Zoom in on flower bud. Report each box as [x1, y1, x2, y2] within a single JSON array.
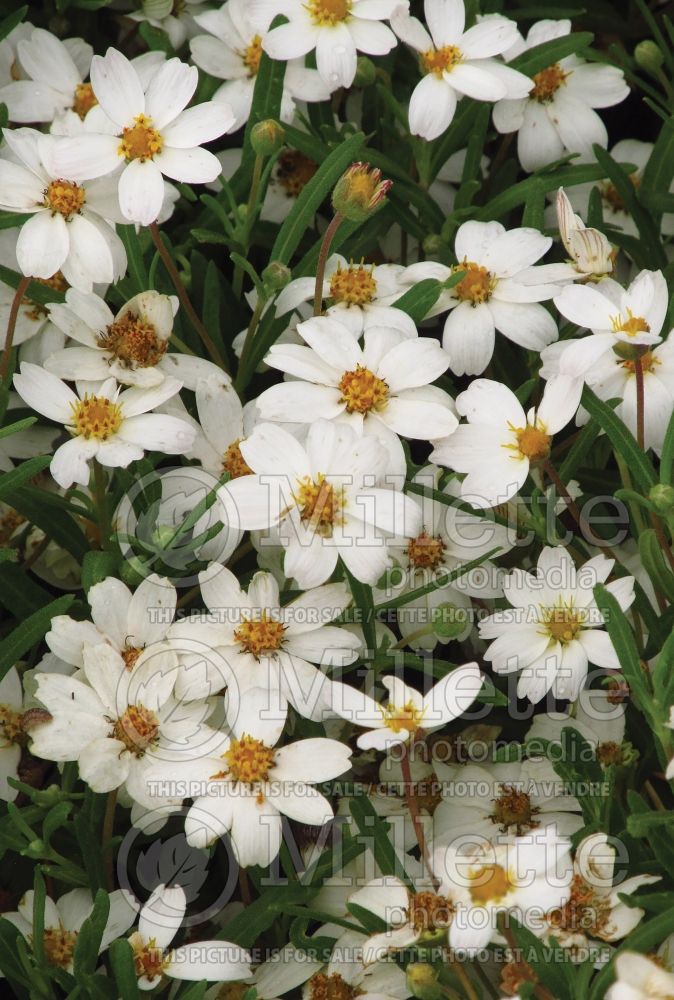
[[354, 56, 377, 87], [612, 341, 651, 362], [634, 40, 665, 77], [332, 162, 392, 222], [406, 963, 443, 1000], [262, 261, 292, 291], [422, 234, 445, 256], [251, 119, 285, 156], [649, 483, 674, 516], [432, 603, 468, 639], [141, 0, 173, 17]]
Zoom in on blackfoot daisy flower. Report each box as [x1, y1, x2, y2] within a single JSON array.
[[478, 546, 635, 702], [13, 365, 196, 488], [49, 49, 236, 225], [391, 0, 531, 140], [605, 952, 674, 999]]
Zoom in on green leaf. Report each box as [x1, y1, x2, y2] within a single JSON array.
[[10, 485, 90, 561], [0, 266, 66, 306], [392, 279, 442, 323], [0, 5, 28, 43], [0, 456, 51, 503], [118, 226, 149, 293], [0, 917, 32, 986], [593, 583, 650, 715], [74, 890, 111, 977], [109, 939, 141, 1000], [81, 551, 121, 593], [509, 31, 594, 77], [477, 163, 614, 222], [217, 883, 313, 947], [590, 889, 674, 998], [32, 868, 47, 966], [0, 594, 74, 683], [349, 795, 413, 886], [591, 144, 665, 268], [374, 547, 501, 612], [639, 529, 674, 604], [643, 115, 674, 215], [660, 405, 674, 486], [581, 387, 657, 493], [342, 564, 376, 657], [138, 21, 176, 57], [270, 132, 366, 266], [0, 416, 36, 441]]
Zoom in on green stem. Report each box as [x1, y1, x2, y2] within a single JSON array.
[[102, 788, 118, 892], [313, 213, 343, 316], [235, 294, 266, 393], [0, 274, 30, 380], [233, 152, 264, 299], [93, 460, 112, 551], [149, 222, 227, 371], [400, 742, 439, 889]]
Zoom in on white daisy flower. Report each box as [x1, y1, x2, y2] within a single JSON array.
[[527, 686, 628, 765], [432, 758, 583, 845], [391, 0, 531, 141], [218, 419, 423, 588], [330, 665, 483, 751], [191, 0, 331, 130], [13, 364, 196, 488], [130, 0, 207, 52], [44, 288, 227, 389], [478, 546, 636, 703], [0, 128, 126, 290], [0, 27, 95, 125], [544, 833, 659, 955], [606, 952, 674, 1000], [0, 666, 27, 802], [405, 220, 561, 376], [179, 709, 351, 865], [430, 376, 580, 509], [3, 888, 137, 973], [129, 884, 251, 990], [548, 268, 668, 379], [493, 19, 629, 173], [190, 375, 257, 478], [167, 563, 362, 720], [48, 49, 235, 225], [275, 254, 411, 338], [257, 315, 457, 447], [0, 20, 34, 90], [29, 641, 222, 808], [252, 0, 404, 91], [381, 466, 513, 650]]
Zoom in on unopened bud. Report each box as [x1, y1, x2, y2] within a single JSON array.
[[422, 234, 445, 256], [332, 162, 392, 222], [141, 0, 173, 17], [612, 341, 651, 362], [649, 483, 674, 515], [432, 603, 468, 639], [262, 261, 291, 291], [634, 40, 665, 77], [354, 56, 377, 87], [251, 119, 285, 156], [407, 963, 443, 1000]]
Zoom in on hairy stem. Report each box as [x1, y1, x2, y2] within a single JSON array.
[[313, 213, 343, 316], [0, 274, 31, 379]]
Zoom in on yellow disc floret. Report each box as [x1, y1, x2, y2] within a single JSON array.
[[530, 63, 569, 102], [234, 612, 286, 657], [329, 262, 377, 305], [422, 45, 463, 76], [70, 395, 123, 440], [72, 82, 98, 119], [453, 261, 494, 305], [307, 0, 352, 26], [43, 179, 86, 219], [338, 365, 389, 414], [294, 474, 345, 534], [119, 114, 163, 162], [112, 705, 160, 755], [97, 312, 168, 368], [224, 734, 275, 784]]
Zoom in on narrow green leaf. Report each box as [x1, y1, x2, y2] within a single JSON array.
[[81, 551, 121, 593], [349, 795, 412, 886], [509, 31, 594, 77], [660, 405, 674, 486], [73, 890, 111, 977], [0, 416, 36, 441], [0, 457, 51, 505], [581, 387, 657, 492], [592, 144, 665, 267], [118, 226, 149, 293], [639, 529, 674, 603], [0, 5, 28, 43], [217, 883, 313, 947], [109, 939, 141, 1000], [392, 279, 442, 323], [593, 583, 650, 714], [0, 594, 74, 683]]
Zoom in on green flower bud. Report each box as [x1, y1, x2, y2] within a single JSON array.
[[406, 963, 444, 1000], [354, 56, 377, 87], [262, 261, 292, 291], [422, 234, 445, 256], [23, 839, 46, 858], [612, 341, 651, 362], [251, 119, 285, 156], [432, 603, 468, 639], [634, 40, 665, 77], [649, 483, 674, 516], [141, 0, 173, 17], [332, 162, 392, 222]]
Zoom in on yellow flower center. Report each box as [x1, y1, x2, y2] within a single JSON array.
[[595, 741, 625, 766], [490, 784, 540, 835], [530, 63, 569, 102], [121, 646, 143, 671], [611, 309, 651, 338], [309, 973, 362, 1000], [42, 927, 78, 968], [276, 150, 319, 197], [338, 365, 389, 414], [130, 932, 167, 983], [0, 703, 24, 745], [43, 179, 86, 219], [408, 891, 454, 933], [307, 0, 352, 26], [242, 34, 263, 75], [222, 439, 253, 479], [70, 395, 123, 440], [223, 734, 275, 784], [407, 531, 446, 570], [97, 312, 168, 368], [112, 705, 160, 755], [453, 261, 494, 304], [620, 350, 659, 375], [72, 82, 98, 119], [0, 508, 26, 545], [234, 612, 286, 657], [293, 474, 345, 535], [383, 700, 423, 734], [329, 262, 377, 305], [547, 874, 607, 935], [541, 603, 584, 644], [516, 424, 552, 462], [422, 45, 463, 76], [468, 863, 512, 904], [118, 114, 164, 162]]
